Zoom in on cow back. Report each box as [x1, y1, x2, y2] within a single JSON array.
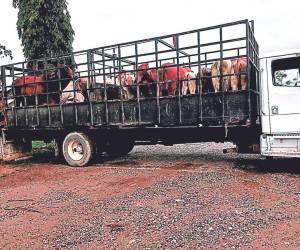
[[15, 75, 44, 96]]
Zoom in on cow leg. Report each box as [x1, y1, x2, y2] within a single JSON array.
[[212, 77, 220, 92], [189, 79, 196, 94], [223, 77, 229, 92], [241, 75, 248, 90], [231, 75, 239, 92], [150, 84, 157, 97], [182, 80, 188, 95], [169, 82, 177, 96]]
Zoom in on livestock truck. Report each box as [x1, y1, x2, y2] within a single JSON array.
[[0, 19, 297, 166]]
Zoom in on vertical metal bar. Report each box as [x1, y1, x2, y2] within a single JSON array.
[[0, 66, 7, 127], [175, 34, 182, 124], [11, 65, 18, 127], [34, 60, 40, 127], [246, 22, 252, 122], [44, 59, 51, 127], [87, 51, 94, 126], [57, 59, 64, 126], [220, 27, 225, 125], [135, 42, 141, 124], [155, 40, 161, 125], [255, 37, 260, 119], [102, 48, 109, 125], [117, 45, 125, 125], [22, 62, 28, 127], [73, 76, 78, 126], [72, 55, 78, 126], [197, 31, 203, 124], [250, 20, 254, 33], [113, 48, 117, 86]]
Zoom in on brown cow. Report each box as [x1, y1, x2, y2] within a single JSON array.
[[117, 73, 135, 99], [60, 78, 87, 104], [136, 63, 157, 97], [159, 62, 186, 96], [182, 68, 197, 96], [200, 67, 214, 93], [211, 60, 234, 92], [231, 57, 248, 91]]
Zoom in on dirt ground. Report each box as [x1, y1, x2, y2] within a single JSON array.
[[0, 143, 299, 250]]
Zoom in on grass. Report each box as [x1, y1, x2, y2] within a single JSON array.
[[32, 140, 56, 150]]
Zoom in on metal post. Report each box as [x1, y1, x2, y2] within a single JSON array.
[[135, 42, 141, 124], [155, 40, 161, 125], [117, 46, 125, 125], [246, 22, 252, 123], [175, 34, 182, 124], [33, 60, 40, 127], [57, 59, 64, 126], [87, 51, 94, 126], [197, 31, 203, 124], [44, 59, 51, 127], [0, 66, 8, 127], [102, 48, 109, 125], [10, 65, 18, 127], [220, 27, 225, 125], [21, 62, 28, 127]]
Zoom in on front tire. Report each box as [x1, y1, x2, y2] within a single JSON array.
[[62, 132, 93, 167]]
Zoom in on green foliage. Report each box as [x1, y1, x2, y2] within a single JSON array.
[[13, 0, 74, 63], [32, 140, 55, 149], [0, 44, 13, 59]]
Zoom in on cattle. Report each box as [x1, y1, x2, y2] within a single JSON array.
[[159, 62, 186, 96], [211, 60, 235, 92], [14, 75, 45, 106], [231, 57, 248, 91], [45, 65, 75, 103], [136, 63, 157, 97], [60, 78, 87, 104], [182, 69, 197, 96], [91, 76, 114, 101], [199, 67, 214, 93], [117, 73, 135, 99], [13, 64, 75, 107], [60, 75, 122, 103]]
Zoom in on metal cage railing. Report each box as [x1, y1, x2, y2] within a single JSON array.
[[0, 19, 259, 129]]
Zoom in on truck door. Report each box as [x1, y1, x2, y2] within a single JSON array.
[[267, 55, 300, 134]]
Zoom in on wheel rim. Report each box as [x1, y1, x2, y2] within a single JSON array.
[[67, 139, 84, 161]]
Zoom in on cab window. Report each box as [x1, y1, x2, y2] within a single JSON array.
[[272, 56, 300, 87]]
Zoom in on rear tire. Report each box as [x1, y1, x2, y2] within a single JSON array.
[[105, 137, 134, 157], [62, 132, 93, 167]]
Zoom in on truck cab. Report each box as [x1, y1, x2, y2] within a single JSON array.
[[260, 49, 300, 157]]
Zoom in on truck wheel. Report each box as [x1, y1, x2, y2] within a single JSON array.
[[62, 132, 93, 167], [106, 138, 134, 157]]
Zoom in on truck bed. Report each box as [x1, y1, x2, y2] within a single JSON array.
[[1, 19, 260, 135], [5, 90, 255, 129]]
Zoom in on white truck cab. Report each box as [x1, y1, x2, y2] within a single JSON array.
[[260, 49, 300, 157]]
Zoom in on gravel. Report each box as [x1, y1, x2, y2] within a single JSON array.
[[0, 142, 299, 249]]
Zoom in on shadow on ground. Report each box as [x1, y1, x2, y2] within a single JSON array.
[[235, 158, 300, 175], [6, 145, 300, 176]]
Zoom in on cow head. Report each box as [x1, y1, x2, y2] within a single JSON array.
[[137, 63, 149, 83]]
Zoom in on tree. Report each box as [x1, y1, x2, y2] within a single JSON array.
[[13, 0, 74, 67], [0, 44, 12, 59]]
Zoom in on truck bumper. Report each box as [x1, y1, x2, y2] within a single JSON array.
[[261, 134, 300, 157]]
